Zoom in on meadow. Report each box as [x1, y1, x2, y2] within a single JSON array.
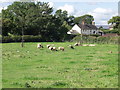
[[2, 42, 118, 88]]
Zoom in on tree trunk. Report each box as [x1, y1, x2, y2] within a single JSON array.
[[21, 27, 24, 47]]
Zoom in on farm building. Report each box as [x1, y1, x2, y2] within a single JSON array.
[[67, 21, 103, 36]]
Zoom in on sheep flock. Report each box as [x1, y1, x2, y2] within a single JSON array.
[[37, 43, 96, 51]]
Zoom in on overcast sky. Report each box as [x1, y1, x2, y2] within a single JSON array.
[[0, 0, 119, 25]]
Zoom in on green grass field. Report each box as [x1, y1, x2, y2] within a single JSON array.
[[2, 42, 118, 88]]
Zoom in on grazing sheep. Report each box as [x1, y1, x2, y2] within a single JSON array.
[[58, 47, 64, 51], [52, 47, 57, 51], [48, 46, 53, 50], [47, 45, 51, 48], [88, 44, 96, 46], [68, 45, 74, 49], [74, 43, 79, 46], [74, 42, 81, 46], [37, 43, 43, 48], [82, 44, 89, 46], [108, 51, 112, 53], [48, 46, 57, 51]]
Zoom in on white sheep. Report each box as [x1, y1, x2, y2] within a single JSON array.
[[48, 46, 53, 50], [47, 44, 51, 48], [82, 44, 89, 46], [58, 47, 64, 51], [37, 44, 41, 48], [37, 43, 43, 48], [88, 44, 96, 46], [74, 43, 78, 46], [74, 42, 81, 46], [108, 51, 112, 53], [68, 45, 74, 49], [52, 47, 57, 51], [48, 46, 57, 51]]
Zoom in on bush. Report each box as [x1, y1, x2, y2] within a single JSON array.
[[2, 35, 45, 43], [2, 36, 13, 43], [102, 29, 118, 34], [72, 35, 119, 44]]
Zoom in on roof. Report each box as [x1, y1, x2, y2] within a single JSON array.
[[67, 29, 80, 34], [78, 24, 98, 30]]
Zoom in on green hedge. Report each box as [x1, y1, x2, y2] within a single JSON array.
[[71, 35, 119, 44], [2, 35, 119, 44], [2, 35, 45, 43]]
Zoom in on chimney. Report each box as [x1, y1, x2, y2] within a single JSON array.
[[92, 21, 95, 25], [82, 21, 85, 25]]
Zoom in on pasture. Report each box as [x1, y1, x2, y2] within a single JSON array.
[[2, 42, 118, 88]]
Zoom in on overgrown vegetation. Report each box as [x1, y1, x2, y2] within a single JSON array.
[[71, 35, 119, 44], [101, 29, 119, 34], [2, 35, 74, 43]]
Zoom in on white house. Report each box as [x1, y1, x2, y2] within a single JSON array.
[[67, 23, 103, 36]]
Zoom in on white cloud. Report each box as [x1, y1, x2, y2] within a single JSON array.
[[35, 0, 119, 2], [57, 5, 116, 25], [87, 2, 98, 5], [93, 8, 112, 14], [48, 2, 54, 8], [57, 4, 75, 15], [87, 8, 117, 25], [74, 10, 87, 17], [0, 6, 8, 13], [0, 7, 3, 13], [0, 0, 20, 2]]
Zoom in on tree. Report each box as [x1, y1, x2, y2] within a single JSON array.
[[0, 13, 2, 36], [54, 9, 72, 41], [2, 18, 16, 36], [118, 24, 120, 34], [55, 9, 75, 26], [54, 9, 68, 24], [2, 1, 53, 35], [2, 2, 72, 42], [99, 26, 103, 30], [2, 1, 54, 44], [74, 14, 94, 24], [108, 16, 120, 29]]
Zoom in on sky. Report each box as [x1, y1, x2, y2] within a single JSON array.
[[0, 0, 119, 25]]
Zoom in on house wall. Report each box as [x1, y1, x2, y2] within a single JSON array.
[[82, 29, 98, 35], [72, 24, 81, 34], [67, 24, 101, 35]]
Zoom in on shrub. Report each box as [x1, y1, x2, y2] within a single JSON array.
[[2, 36, 13, 43], [72, 35, 119, 44], [2, 35, 45, 43]]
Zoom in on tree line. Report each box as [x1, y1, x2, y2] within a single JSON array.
[[1, 1, 95, 42], [1, 1, 120, 42]]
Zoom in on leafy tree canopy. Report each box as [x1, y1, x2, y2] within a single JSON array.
[[108, 16, 120, 29], [74, 14, 94, 24], [2, 1, 53, 36]]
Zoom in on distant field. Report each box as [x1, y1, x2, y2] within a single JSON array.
[[2, 42, 118, 88]]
